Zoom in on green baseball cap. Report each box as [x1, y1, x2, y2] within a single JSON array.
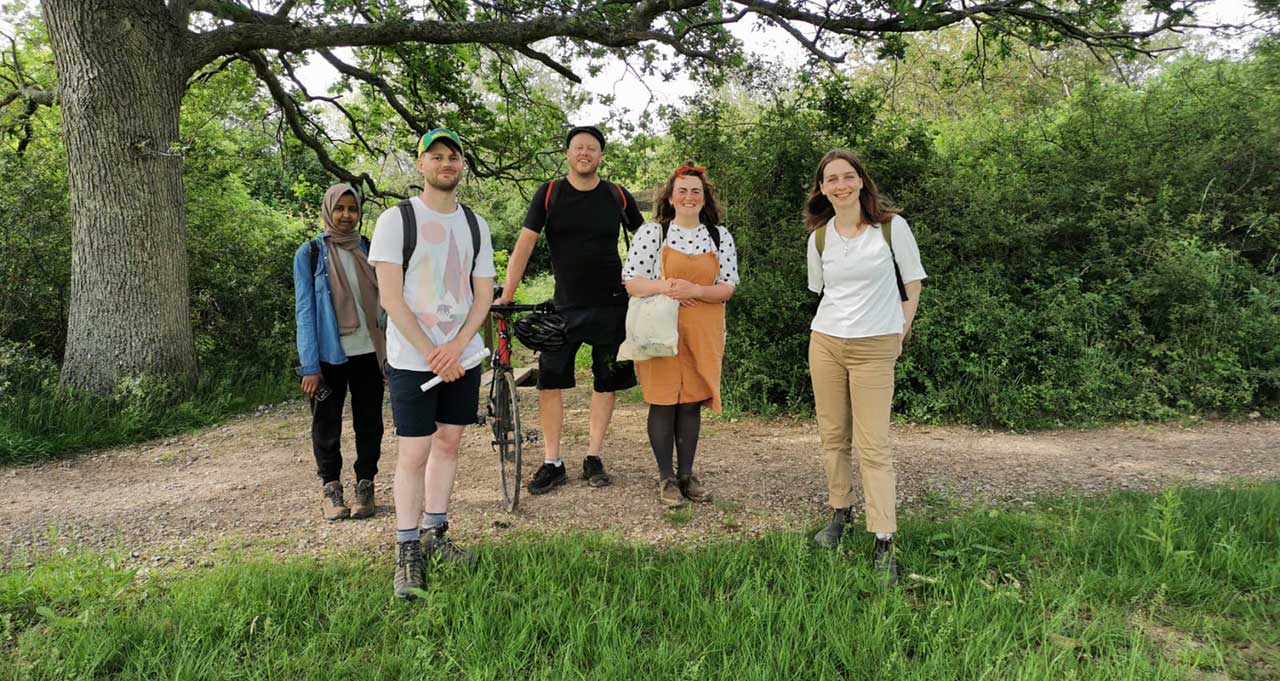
[[418, 128, 463, 155]]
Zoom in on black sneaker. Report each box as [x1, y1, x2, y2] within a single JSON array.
[[423, 523, 476, 567], [393, 540, 425, 599], [872, 537, 899, 587], [527, 462, 567, 495], [582, 455, 613, 487]]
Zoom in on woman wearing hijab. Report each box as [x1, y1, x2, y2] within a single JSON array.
[[293, 183, 387, 521]]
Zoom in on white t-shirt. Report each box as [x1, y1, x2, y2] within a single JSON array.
[[367, 197, 496, 371], [807, 215, 927, 339], [333, 246, 375, 357], [622, 222, 740, 286]]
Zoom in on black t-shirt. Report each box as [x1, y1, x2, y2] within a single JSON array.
[[523, 178, 644, 308]]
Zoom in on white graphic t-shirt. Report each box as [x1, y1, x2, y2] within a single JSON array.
[[368, 197, 496, 372]]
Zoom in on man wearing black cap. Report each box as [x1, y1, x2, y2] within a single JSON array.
[[496, 125, 644, 495]]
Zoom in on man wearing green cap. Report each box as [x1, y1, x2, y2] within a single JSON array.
[[497, 125, 644, 496], [369, 128, 496, 599]]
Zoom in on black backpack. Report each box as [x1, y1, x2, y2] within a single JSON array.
[[543, 178, 636, 247], [659, 222, 722, 252], [392, 199, 482, 286], [311, 200, 482, 288], [309, 234, 371, 273]]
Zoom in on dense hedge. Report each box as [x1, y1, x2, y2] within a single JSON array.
[[667, 57, 1278, 427]]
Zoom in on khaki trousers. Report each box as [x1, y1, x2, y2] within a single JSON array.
[[808, 331, 900, 533]]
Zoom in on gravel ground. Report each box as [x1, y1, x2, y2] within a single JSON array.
[[3, 387, 1277, 573]]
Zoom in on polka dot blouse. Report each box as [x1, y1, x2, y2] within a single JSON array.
[[622, 222, 740, 286]]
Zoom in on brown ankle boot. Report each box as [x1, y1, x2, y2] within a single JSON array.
[[350, 479, 375, 519], [322, 481, 350, 521], [679, 475, 711, 503], [658, 478, 686, 508]]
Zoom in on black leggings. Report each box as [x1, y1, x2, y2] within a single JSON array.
[[647, 402, 702, 480]]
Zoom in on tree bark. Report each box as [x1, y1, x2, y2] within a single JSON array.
[[44, 0, 196, 394]]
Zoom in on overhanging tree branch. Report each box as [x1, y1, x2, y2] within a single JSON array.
[[242, 50, 404, 199]]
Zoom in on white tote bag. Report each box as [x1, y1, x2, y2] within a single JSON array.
[[618, 245, 680, 361]]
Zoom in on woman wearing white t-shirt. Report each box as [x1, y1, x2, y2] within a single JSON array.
[[805, 149, 926, 586]]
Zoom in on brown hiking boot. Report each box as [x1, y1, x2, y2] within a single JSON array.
[[423, 523, 476, 567], [658, 477, 686, 508], [322, 481, 350, 521], [393, 540, 425, 599], [679, 475, 711, 503], [350, 479, 375, 519]]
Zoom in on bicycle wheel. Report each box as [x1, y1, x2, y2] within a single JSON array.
[[492, 370, 522, 512]]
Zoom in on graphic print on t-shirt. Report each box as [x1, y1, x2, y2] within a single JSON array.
[[409, 219, 471, 339]]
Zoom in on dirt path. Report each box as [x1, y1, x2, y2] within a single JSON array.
[[3, 387, 1277, 570]]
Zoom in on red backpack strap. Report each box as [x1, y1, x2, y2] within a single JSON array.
[[612, 182, 628, 210], [544, 179, 556, 212]]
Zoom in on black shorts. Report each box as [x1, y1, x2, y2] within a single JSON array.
[[537, 305, 637, 393], [386, 365, 482, 437]]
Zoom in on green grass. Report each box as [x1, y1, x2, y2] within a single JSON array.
[[0, 364, 294, 466], [4, 484, 1277, 679]]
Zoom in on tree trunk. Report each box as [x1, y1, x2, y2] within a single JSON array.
[[44, 0, 197, 394]]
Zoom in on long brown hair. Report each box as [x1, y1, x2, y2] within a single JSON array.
[[803, 149, 898, 232], [654, 160, 722, 228]]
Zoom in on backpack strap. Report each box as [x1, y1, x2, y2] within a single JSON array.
[[397, 200, 416, 275], [545, 177, 633, 248], [608, 181, 632, 249], [881, 218, 909, 302], [309, 237, 320, 275], [814, 225, 826, 257], [659, 223, 722, 252], [460, 203, 482, 284]]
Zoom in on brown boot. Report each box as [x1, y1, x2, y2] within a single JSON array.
[[322, 481, 350, 521], [350, 479, 375, 519], [679, 475, 711, 503], [658, 477, 686, 508]]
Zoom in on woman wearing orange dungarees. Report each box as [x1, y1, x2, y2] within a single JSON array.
[[623, 162, 740, 507]]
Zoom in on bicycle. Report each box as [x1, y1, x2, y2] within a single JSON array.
[[483, 286, 552, 512]]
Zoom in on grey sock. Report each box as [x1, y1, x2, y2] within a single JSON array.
[[421, 512, 448, 531], [395, 528, 419, 544]]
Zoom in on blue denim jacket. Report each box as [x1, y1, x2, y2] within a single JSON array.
[[294, 234, 370, 376]]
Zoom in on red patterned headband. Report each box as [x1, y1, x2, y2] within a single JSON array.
[[673, 165, 706, 177]]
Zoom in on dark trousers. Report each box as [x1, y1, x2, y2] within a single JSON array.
[[311, 352, 384, 484]]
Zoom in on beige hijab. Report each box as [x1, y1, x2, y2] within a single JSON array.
[[323, 184, 386, 371]]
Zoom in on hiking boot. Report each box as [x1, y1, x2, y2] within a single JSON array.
[[678, 475, 711, 503], [872, 537, 899, 587], [393, 540, 425, 599], [582, 455, 613, 487], [423, 523, 476, 567], [658, 477, 686, 508], [813, 507, 851, 548], [350, 479, 375, 519], [322, 481, 350, 521], [527, 461, 568, 495]]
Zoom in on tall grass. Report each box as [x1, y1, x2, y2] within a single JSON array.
[[0, 353, 294, 465], [4, 484, 1276, 679]]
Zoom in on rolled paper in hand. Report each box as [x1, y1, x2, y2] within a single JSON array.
[[420, 347, 489, 391]]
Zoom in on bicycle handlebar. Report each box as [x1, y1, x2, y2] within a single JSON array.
[[490, 285, 553, 315]]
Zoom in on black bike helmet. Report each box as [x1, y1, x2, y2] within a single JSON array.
[[513, 310, 569, 353]]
